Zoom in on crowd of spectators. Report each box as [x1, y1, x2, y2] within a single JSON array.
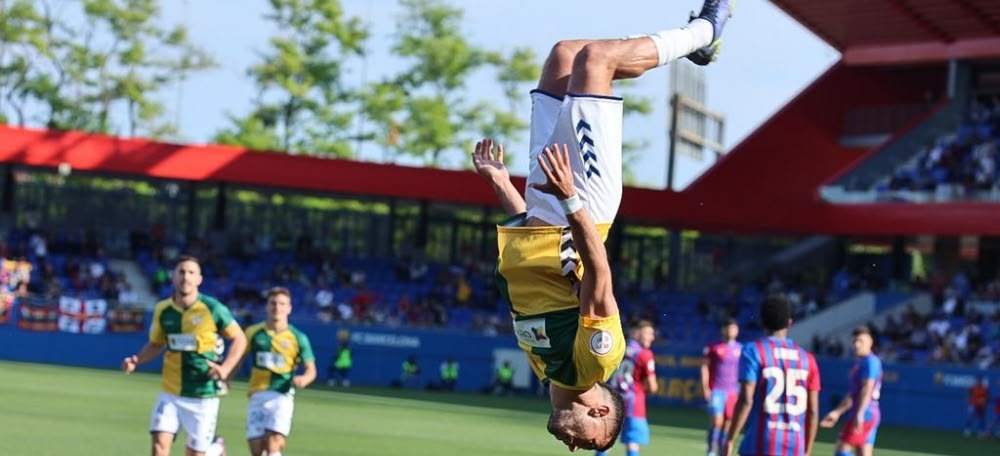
[[5, 228, 133, 305], [12, 222, 999, 370], [875, 95, 1000, 198], [133, 226, 508, 336], [812, 269, 1000, 369]]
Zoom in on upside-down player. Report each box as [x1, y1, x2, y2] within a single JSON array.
[[820, 326, 883, 456], [724, 295, 821, 456], [473, 1, 733, 450], [702, 318, 742, 456]]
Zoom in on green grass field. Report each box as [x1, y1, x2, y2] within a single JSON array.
[[0, 361, 993, 455]]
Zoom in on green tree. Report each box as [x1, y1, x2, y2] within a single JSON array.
[[213, 0, 369, 158], [0, 0, 214, 138], [616, 79, 655, 186], [364, 0, 538, 167], [0, 0, 43, 126]]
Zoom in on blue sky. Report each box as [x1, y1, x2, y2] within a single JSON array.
[[159, 0, 839, 189]]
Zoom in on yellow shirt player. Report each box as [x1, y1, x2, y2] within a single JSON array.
[[122, 256, 247, 456], [474, 140, 628, 452], [471, 3, 729, 450], [244, 287, 317, 456]]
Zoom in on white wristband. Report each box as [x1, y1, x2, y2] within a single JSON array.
[[560, 194, 583, 215]]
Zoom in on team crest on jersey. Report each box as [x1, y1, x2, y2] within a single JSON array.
[[280, 340, 291, 349], [590, 330, 614, 356], [513, 318, 551, 348], [190, 316, 202, 326]]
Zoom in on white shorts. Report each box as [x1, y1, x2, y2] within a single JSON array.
[[525, 90, 624, 226], [149, 392, 220, 453], [247, 390, 295, 439]]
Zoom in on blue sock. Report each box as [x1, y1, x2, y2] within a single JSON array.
[[835, 450, 853, 456], [718, 430, 728, 451], [626, 450, 640, 456], [707, 428, 720, 454], [594, 452, 607, 456]]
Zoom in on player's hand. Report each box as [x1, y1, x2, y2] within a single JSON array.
[[205, 360, 231, 381], [853, 412, 865, 434], [703, 389, 712, 402], [292, 375, 312, 389], [472, 139, 509, 183], [122, 355, 138, 374], [819, 411, 839, 428], [529, 144, 576, 200]]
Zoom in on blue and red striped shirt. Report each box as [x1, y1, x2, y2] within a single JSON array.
[[738, 336, 821, 456]]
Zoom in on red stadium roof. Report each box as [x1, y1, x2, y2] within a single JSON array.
[[771, 0, 1000, 64]]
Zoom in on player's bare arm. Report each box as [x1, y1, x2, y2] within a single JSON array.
[[644, 369, 659, 394], [805, 389, 820, 456], [122, 342, 166, 373], [531, 144, 617, 319], [724, 380, 756, 456], [853, 379, 876, 433], [207, 322, 247, 380], [293, 361, 318, 389], [472, 138, 526, 216], [700, 358, 712, 401], [821, 395, 854, 428]]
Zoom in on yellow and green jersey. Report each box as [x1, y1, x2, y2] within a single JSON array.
[[495, 214, 625, 390], [245, 323, 315, 395], [149, 294, 239, 398]]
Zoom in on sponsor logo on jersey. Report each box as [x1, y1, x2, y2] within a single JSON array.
[[513, 318, 551, 348]]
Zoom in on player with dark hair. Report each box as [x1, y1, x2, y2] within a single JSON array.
[[244, 286, 317, 456], [122, 255, 247, 456], [702, 318, 742, 456], [820, 326, 883, 456], [600, 320, 659, 456], [724, 295, 821, 456], [472, 0, 733, 451]]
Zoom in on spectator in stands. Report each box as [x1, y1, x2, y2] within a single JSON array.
[[29, 232, 47, 260], [313, 279, 334, 311], [119, 281, 139, 306]]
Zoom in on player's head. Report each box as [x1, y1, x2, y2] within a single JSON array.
[[546, 382, 625, 452], [172, 255, 203, 297], [851, 326, 874, 357], [266, 286, 292, 323], [631, 320, 655, 348], [760, 294, 792, 334], [720, 318, 739, 341]]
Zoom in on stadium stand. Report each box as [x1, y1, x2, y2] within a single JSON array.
[[871, 95, 1000, 201]]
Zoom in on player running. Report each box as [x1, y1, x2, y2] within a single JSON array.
[[244, 286, 317, 456], [724, 295, 821, 456], [121, 255, 248, 456], [702, 318, 742, 456], [599, 320, 659, 456], [820, 326, 883, 456], [473, 0, 733, 451]]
